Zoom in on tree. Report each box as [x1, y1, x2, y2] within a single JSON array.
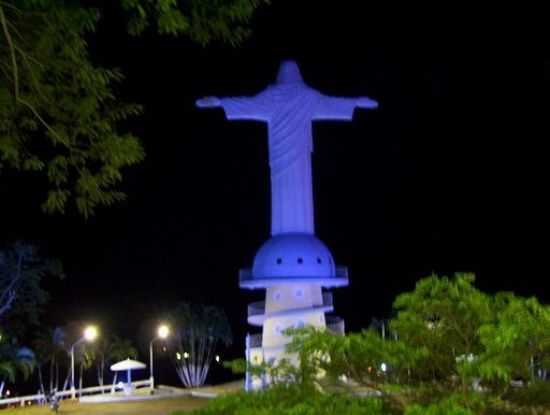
[[284, 327, 425, 409], [0, 0, 267, 216], [460, 293, 550, 393], [0, 335, 35, 397], [0, 242, 63, 326], [0, 243, 61, 397], [92, 335, 137, 389], [280, 273, 550, 413], [390, 273, 493, 384], [75, 343, 95, 395], [168, 302, 232, 387], [33, 327, 66, 393]]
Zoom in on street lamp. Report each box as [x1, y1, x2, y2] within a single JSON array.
[[149, 324, 169, 392], [70, 325, 98, 399]]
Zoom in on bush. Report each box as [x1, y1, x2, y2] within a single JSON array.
[[173, 384, 386, 415], [404, 395, 482, 415], [503, 381, 550, 407]]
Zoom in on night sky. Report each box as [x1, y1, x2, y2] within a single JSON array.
[[0, 1, 529, 366]]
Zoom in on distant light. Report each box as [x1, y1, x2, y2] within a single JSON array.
[[176, 352, 182, 360], [157, 325, 170, 339], [6, 390, 10, 396], [162, 346, 167, 352], [215, 355, 220, 363], [380, 363, 387, 372], [183, 352, 189, 359], [84, 326, 98, 342]]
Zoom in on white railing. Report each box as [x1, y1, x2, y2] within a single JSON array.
[[0, 379, 151, 408]]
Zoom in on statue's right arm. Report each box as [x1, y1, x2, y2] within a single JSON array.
[[207, 92, 271, 121], [196, 96, 221, 108]]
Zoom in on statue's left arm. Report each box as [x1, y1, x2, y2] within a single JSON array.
[[312, 93, 378, 120]]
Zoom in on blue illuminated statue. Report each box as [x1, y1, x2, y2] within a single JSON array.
[[197, 60, 378, 390], [197, 61, 378, 235]]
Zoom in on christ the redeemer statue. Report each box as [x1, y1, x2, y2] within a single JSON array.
[[197, 60, 378, 236]]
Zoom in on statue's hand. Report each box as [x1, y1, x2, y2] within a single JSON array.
[[357, 97, 379, 109], [196, 96, 221, 108]]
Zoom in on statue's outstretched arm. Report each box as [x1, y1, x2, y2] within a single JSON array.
[[196, 96, 221, 108], [313, 93, 378, 121], [356, 97, 379, 109], [215, 93, 271, 121]]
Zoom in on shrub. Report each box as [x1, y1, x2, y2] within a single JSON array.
[[404, 394, 483, 415], [173, 384, 386, 415], [503, 381, 550, 407]]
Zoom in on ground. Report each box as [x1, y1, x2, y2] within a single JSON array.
[[0, 397, 208, 415], [0, 381, 244, 415]]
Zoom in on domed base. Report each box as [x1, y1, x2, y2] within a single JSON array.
[[240, 267, 349, 289], [240, 233, 350, 289]]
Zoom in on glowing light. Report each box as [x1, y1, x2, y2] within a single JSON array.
[[176, 352, 182, 360], [215, 355, 220, 363], [84, 326, 98, 342], [380, 363, 387, 372], [183, 352, 189, 359], [6, 390, 10, 396], [157, 324, 170, 339]]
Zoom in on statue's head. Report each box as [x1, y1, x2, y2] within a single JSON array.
[[276, 60, 303, 84]]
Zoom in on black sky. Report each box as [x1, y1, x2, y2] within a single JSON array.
[[0, 2, 529, 361]]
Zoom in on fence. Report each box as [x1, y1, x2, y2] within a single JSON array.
[[0, 379, 151, 408]]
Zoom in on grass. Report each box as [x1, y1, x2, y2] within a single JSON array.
[[0, 396, 209, 415], [0, 381, 245, 415]]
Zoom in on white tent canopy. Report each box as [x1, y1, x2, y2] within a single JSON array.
[[110, 359, 146, 394], [110, 359, 146, 371]]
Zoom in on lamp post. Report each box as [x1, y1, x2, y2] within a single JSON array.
[[149, 324, 169, 392], [70, 325, 98, 399]]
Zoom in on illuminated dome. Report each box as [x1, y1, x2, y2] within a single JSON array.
[[239, 234, 348, 289], [253, 233, 334, 277]]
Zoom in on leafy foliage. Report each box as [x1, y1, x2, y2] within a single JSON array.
[[461, 293, 550, 392], [0, 334, 35, 384], [89, 335, 138, 387], [502, 381, 550, 407], [404, 395, 479, 415], [174, 384, 386, 415], [33, 326, 66, 392], [121, 0, 269, 43], [0, 242, 63, 327], [223, 357, 247, 375], [0, 0, 266, 216], [0, 2, 144, 217], [285, 326, 427, 395], [391, 273, 492, 383]]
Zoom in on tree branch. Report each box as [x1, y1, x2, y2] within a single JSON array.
[[0, 5, 19, 103], [0, 247, 25, 318], [17, 97, 65, 144]]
